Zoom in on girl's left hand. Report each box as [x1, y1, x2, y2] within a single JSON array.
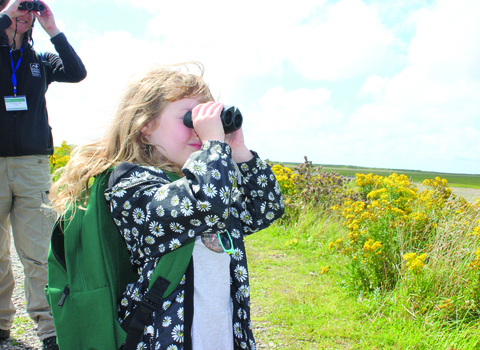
[[225, 128, 254, 163], [33, 1, 60, 37]]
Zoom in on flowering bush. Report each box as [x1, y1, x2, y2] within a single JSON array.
[[330, 172, 480, 318], [49, 141, 72, 182], [271, 157, 356, 225]]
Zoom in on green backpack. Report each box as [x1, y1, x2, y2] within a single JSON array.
[[45, 170, 194, 350]]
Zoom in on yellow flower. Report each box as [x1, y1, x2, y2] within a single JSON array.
[[320, 265, 331, 274]]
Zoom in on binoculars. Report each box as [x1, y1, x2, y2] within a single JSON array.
[[183, 105, 243, 134], [18, 1, 45, 11]]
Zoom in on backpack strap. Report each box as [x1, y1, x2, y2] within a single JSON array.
[[120, 169, 196, 350]]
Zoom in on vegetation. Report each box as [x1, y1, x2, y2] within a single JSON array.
[[248, 159, 480, 348], [276, 162, 480, 189]]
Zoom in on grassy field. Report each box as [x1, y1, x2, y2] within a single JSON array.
[[246, 212, 480, 349], [275, 162, 480, 189]]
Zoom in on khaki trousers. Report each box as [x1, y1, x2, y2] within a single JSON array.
[[0, 156, 57, 340]]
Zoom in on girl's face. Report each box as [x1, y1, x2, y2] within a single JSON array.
[[7, 13, 34, 37], [145, 98, 203, 167]]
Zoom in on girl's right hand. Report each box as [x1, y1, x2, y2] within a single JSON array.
[[2, 0, 30, 18], [191, 101, 225, 143]]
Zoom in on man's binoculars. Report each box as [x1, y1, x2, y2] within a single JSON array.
[[183, 105, 243, 134], [18, 1, 45, 12]]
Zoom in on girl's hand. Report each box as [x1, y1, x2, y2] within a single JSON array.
[[33, 1, 60, 37], [225, 128, 254, 163], [191, 101, 225, 143], [2, 0, 29, 19]]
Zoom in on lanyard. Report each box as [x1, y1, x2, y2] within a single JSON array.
[[9, 46, 23, 97]]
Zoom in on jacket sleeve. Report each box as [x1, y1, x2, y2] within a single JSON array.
[[43, 33, 87, 84], [231, 152, 285, 235], [105, 141, 238, 268], [0, 13, 12, 31]]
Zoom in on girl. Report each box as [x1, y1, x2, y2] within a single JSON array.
[[51, 63, 284, 350]]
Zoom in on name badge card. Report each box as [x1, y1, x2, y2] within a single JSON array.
[[4, 96, 28, 111]]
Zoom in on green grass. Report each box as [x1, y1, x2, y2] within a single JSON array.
[[246, 210, 480, 349], [273, 162, 480, 189]]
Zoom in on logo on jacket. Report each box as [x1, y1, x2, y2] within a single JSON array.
[[30, 63, 42, 78]]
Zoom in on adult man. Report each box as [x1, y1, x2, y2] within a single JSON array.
[[0, 0, 87, 348]]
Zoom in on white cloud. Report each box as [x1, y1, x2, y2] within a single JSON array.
[[287, 0, 396, 81]]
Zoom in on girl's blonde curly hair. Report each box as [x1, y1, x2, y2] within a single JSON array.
[[50, 62, 214, 214]]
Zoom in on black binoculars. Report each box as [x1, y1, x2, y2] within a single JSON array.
[[183, 105, 243, 134], [18, 1, 45, 12]]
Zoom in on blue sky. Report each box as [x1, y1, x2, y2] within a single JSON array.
[[33, 0, 480, 175]]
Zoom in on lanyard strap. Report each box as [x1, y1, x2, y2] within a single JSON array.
[[9, 46, 23, 97]]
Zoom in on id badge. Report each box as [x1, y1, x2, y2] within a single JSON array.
[[4, 96, 28, 111]]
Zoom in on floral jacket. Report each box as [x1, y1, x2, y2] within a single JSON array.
[[104, 141, 284, 350]]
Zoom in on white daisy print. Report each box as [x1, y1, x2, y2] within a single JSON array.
[[234, 265, 248, 282], [132, 227, 139, 237], [180, 198, 193, 216], [233, 322, 242, 338], [145, 236, 155, 245], [143, 187, 156, 196], [159, 244, 165, 253], [162, 300, 171, 311], [175, 291, 185, 303], [228, 170, 237, 183], [231, 229, 241, 239], [162, 316, 172, 327], [256, 158, 267, 169], [266, 212, 275, 221], [112, 187, 126, 198], [156, 205, 165, 217], [123, 201, 132, 210], [154, 186, 170, 201], [240, 163, 249, 172], [177, 307, 184, 321], [240, 210, 253, 225], [171, 209, 178, 218], [171, 195, 180, 206], [170, 222, 185, 233], [189, 160, 207, 175], [232, 248, 244, 261], [166, 346, 178, 350], [239, 285, 250, 298], [149, 221, 164, 237], [219, 186, 231, 204], [196, 200, 211, 212], [190, 219, 201, 226], [169, 239, 181, 250], [230, 207, 239, 218], [188, 229, 195, 238], [222, 208, 229, 219], [257, 174, 268, 188], [211, 169, 221, 180], [132, 208, 145, 224], [205, 215, 219, 227], [202, 183, 217, 198]]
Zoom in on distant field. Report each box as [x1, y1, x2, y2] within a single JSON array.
[[274, 162, 480, 189]]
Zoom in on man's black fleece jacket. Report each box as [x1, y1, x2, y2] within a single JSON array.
[[0, 13, 87, 157]]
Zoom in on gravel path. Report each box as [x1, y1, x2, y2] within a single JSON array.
[[0, 236, 43, 350]]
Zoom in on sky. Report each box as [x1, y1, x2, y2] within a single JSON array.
[[31, 0, 480, 175]]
